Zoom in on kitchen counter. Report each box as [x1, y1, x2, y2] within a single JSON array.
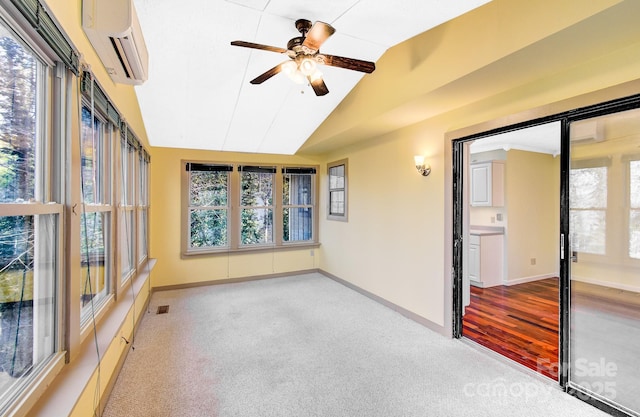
[[469, 226, 504, 236]]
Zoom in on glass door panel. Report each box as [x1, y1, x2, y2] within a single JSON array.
[[569, 108, 640, 415]]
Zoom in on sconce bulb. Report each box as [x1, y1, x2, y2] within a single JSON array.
[[414, 155, 430, 176]]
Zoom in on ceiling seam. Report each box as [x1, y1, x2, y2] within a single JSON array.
[[330, 0, 362, 25], [221, 12, 266, 150], [255, 86, 299, 153]]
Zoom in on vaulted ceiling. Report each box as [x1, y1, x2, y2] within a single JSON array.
[[132, 0, 491, 154]]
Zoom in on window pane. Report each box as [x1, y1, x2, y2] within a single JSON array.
[[138, 209, 147, 261], [80, 108, 105, 204], [630, 210, 640, 259], [241, 208, 272, 245], [283, 208, 313, 242], [570, 167, 607, 208], [283, 174, 311, 205], [631, 161, 640, 208], [190, 209, 227, 248], [120, 210, 134, 279], [330, 190, 345, 215], [190, 171, 228, 206], [0, 215, 56, 389], [0, 28, 38, 203], [570, 210, 606, 255], [80, 212, 108, 315], [329, 165, 344, 189], [241, 172, 273, 206]]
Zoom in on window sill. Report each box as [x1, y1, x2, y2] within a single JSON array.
[[182, 242, 320, 258]]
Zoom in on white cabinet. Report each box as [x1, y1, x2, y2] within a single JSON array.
[[470, 161, 504, 207], [468, 233, 504, 288]]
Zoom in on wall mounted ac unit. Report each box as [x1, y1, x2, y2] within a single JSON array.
[[82, 0, 149, 85]]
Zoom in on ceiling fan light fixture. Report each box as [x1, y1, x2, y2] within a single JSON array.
[[281, 60, 297, 76], [299, 57, 317, 76], [309, 70, 323, 82], [289, 69, 306, 84]]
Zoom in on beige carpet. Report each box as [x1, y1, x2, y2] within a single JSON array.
[[103, 273, 608, 417]]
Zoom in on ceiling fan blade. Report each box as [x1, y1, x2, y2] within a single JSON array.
[[302, 21, 336, 53], [231, 40, 287, 54], [307, 75, 329, 96], [322, 54, 376, 74], [250, 63, 285, 84]]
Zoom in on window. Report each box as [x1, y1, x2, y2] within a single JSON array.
[[80, 105, 111, 322], [137, 151, 149, 263], [569, 160, 608, 255], [0, 18, 61, 412], [187, 163, 230, 250], [283, 168, 314, 242], [119, 131, 136, 282], [629, 160, 640, 259], [327, 159, 348, 221], [240, 166, 274, 246], [183, 162, 317, 255]]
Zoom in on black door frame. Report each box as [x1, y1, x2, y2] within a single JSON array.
[[451, 92, 640, 417]]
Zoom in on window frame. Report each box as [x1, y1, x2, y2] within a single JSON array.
[[327, 159, 348, 222], [0, 12, 66, 416], [626, 156, 640, 261], [137, 151, 149, 265], [185, 163, 232, 252], [181, 161, 319, 256], [239, 165, 276, 248], [78, 101, 113, 325], [282, 167, 316, 243], [119, 132, 137, 283]]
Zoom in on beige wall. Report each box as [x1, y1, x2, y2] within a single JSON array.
[[319, 123, 446, 325], [313, 0, 640, 334], [149, 147, 322, 288], [504, 150, 560, 283]]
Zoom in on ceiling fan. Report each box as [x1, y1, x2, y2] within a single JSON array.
[[231, 19, 376, 96]]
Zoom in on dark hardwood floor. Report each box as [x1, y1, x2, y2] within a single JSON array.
[[462, 278, 559, 380]]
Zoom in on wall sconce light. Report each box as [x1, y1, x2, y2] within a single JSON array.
[[414, 155, 431, 176]]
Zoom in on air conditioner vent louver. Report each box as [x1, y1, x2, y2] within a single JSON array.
[[82, 0, 149, 85]]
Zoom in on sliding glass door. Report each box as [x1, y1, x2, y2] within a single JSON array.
[[568, 107, 640, 415]]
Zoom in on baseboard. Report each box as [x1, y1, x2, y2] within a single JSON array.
[[318, 269, 448, 337], [571, 275, 640, 293], [152, 269, 320, 293], [504, 273, 558, 286], [155, 268, 448, 338]]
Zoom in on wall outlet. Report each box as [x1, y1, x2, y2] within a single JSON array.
[[310, 249, 314, 257], [496, 213, 503, 221], [530, 258, 536, 265], [490, 216, 495, 223]]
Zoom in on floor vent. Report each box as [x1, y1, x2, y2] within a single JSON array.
[[157, 305, 170, 314]]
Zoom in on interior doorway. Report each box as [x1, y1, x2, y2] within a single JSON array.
[[459, 122, 561, 380]]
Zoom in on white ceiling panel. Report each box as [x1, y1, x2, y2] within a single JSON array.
[[263, 0, 360, 26], [133, 0, 493, 154]]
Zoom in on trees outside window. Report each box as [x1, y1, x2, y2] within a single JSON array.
[[0, 21, 58, 401], [183, 163, 317, 255]]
